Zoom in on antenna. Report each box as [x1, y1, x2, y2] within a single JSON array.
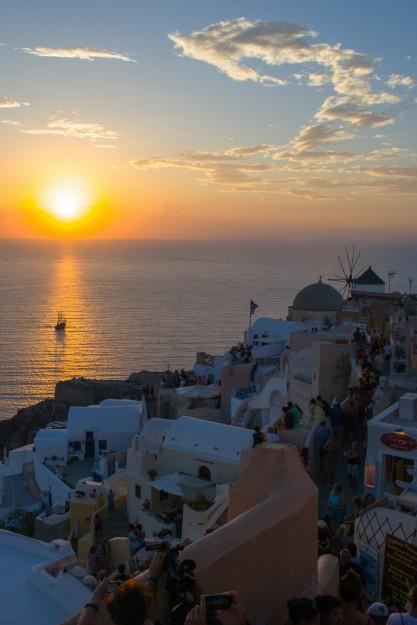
[[409, 277, 413, 296], [388, 271, 396, 294], [329, 245, 363, 298]]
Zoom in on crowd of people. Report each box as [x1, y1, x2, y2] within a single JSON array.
[[74, 546, 417, 625]]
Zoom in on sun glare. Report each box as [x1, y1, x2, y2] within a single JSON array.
[[43, 181, 92, 222]]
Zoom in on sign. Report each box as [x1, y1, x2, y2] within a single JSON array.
[[360, 545, 378, 600], [380, 432, 417, 452], [382, 534, 417, 608]]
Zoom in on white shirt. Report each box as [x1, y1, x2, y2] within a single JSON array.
[[388, 613, 417, 625]]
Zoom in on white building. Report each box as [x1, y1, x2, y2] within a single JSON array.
[[365, 393, 417, 504], [352, 266, 386, 294], [34, 399, 144, 505], [127, 416, 253, 541], [0, 529, 89, 625], [0, 445, 41, 520]]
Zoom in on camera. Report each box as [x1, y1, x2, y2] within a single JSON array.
[[145, 541, 196, 597]]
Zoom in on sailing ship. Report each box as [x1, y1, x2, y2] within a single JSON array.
[[55, 312, 67, 331]]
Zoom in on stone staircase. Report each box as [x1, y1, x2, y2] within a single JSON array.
[[101, 502, 129, 541]]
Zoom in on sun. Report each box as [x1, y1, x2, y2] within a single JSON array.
[[43, 181, 92, 222]]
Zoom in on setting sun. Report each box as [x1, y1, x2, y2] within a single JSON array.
[[43, 182, 92, 222]]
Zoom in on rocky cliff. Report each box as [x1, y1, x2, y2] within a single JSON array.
[[0, 370, 162, 454]]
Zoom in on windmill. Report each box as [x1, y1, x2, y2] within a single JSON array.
[[328, 245, 363, 298]]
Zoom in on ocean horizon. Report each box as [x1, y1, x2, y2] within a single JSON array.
[[1, 237, 417, 421]]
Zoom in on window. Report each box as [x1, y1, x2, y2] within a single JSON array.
[[159, 490, 168, 501], [71, 441, 82, 452], [135, 484, 141, 499], [198, 466, 211, 481], [98, 440, 107, 451]]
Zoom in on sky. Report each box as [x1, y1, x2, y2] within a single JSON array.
[[1, 0, 417, 239]]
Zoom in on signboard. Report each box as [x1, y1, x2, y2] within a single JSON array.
[[360, 545, 378, 600], [382, 534, 417, 608], [380, 432, 417, 452]]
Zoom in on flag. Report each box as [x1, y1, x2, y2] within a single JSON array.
[[250, 299, 258, 314]]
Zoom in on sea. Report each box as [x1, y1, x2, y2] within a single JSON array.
[[1, 238, 417, 421]]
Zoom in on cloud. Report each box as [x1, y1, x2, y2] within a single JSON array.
[[20, 46, 136, 63], [387, 73, 415, 88], [169, 17, 402, 134], [1, 119, 21, 126], [131, 149, 275, 185], [21, 117, 117, 142], [316, 96, 395, 127], [274, 122, 355, 162], [308, 72, 330, 86], [0, 96, 29, 108]]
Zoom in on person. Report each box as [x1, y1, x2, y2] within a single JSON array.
[[317, 396, 332, 417], [367, 603, 389, 624], [364, 493, 376, 508], [323, 438, 339, 485], [315, 421, 331, 479], [266, 425, 280, 443], [315, 595, 343, 625], [345, 443, 361, 491], [308, 399, 325, 427], [387, 585, 417, 625], [318, 520, 331, 557], [128, 523, 144, 556], [252, 425, 265, 447], [114, 563, 129, 582], [288, 401, 302, 426], [353, 327, 362, 345], [328, 483, 345, 524], [330, 402, 344, 444], [185, 591, 248, 625], [339, 548, 361, 577], [287, 597, 320, 625], [107, 489, 115, 516], [76, 551, 165, 625], [340, 570, 369, 625], [352, 496, 363, 519], [281, 405, 294, 429], [94, 513, 103, 537], [87, 545, 99, 575]]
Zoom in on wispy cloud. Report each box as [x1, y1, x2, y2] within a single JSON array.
[[21, 116, 117, 142], [20, 46, 136, 63], [1, 119, 21, 126], [169, 17, 404, 133], [0, 96, 29, 108], [387, 73, 415, 88]]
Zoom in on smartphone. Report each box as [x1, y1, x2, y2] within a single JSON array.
[[205, 594, 233, 612]]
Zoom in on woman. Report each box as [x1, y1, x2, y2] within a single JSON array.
[[315, 595, 343, 625], [387, 585, 417, 625], [128, 523, 143, 556], [345, 443, 361, 491], [340, 570, 370, 625], [328, 483, 345, 525], [288, 598, 320, 625]]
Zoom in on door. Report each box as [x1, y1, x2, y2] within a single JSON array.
[[85, 431, 95, 458]]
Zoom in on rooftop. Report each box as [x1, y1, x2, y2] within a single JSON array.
[[353, 266, 385, 286], [0, 530, 89, 625], [292, 279, 344, 312]]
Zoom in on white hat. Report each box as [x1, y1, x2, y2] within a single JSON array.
[[367, 603, 389, 622]]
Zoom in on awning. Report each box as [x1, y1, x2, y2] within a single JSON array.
[[176, 384, 220, 399], [150, 473, 212, 497]]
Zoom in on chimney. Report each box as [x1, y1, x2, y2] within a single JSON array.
[[399, 393, 417, 421]]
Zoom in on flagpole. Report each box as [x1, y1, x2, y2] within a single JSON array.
[[248, 304, 252, 347]]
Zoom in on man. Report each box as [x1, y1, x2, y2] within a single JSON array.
[[315, 421, 331, 477], [252, 425, 265, 447], [307, 398, 325, 427], [287, 401, 302, 426], [367, 603, 389, 624]]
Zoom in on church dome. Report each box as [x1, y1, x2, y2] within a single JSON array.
[[292, 278, 343, 312]]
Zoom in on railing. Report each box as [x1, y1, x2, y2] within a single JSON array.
[[235, 386, 257, 400], [255, 357, 281, 369]]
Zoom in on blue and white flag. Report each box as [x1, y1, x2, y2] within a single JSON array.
[[250, 299, 258, 314]]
